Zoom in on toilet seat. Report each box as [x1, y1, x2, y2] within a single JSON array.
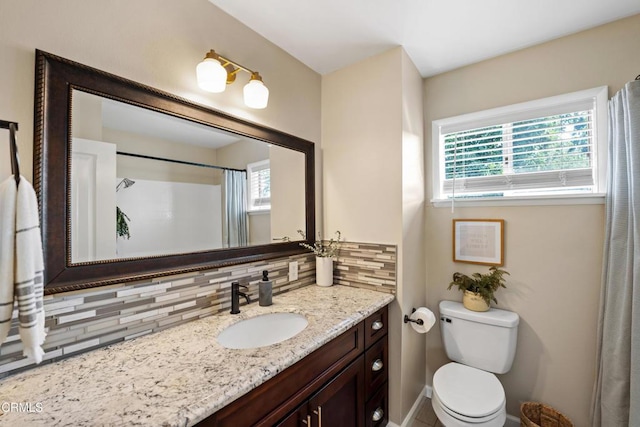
[[433, 362, 505, 423], [432, 391, 505, 427]]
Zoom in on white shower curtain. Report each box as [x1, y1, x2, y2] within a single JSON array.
[[592, 79, 640, 427], [222, 170, 248, 248]]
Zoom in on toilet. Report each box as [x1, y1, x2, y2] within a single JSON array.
[[432, 300, 519, 427]]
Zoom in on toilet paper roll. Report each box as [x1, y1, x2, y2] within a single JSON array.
[[409, 307, 436, 334]]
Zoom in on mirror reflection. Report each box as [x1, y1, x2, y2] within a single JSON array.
[[70, 90, 305, 263]]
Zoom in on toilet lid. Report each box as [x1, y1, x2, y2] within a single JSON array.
[[433, 363, 505, 418]]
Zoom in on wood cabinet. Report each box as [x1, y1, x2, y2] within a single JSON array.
[[363, 306, 389, 427], [198, 305, 389, 427], [276, 356, 365, 427]]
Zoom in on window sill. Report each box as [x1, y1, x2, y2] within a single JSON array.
[[430, 193, 605, 208], [248, 209, 270, 216]]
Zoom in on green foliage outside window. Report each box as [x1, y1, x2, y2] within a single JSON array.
[[444, 111, 591, 180]]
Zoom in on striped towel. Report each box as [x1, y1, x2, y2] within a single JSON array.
[[0, 176, 46, 364], [0, 177, 16, 344]]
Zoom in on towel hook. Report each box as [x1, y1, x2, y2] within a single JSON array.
[[1, 119, 20, 185]]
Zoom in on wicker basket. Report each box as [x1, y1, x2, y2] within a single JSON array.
[[520, 402, 573, 427]]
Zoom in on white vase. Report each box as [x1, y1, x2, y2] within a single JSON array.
[[316, 257, 334, 287]]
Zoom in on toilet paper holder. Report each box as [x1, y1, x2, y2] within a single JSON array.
[[403, 308, 424, 325]]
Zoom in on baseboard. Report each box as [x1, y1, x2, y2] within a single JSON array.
[[424, 385, 433, 398], [386, 385, 429, 427], [505, 413, 520, 427]]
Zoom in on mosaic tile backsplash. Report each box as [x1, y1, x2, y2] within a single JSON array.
[[0, 242, 396, 378], [334, 242, 397, 293]]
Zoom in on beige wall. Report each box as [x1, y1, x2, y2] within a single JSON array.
[[0, 0, 321, 203], [248, 212, 271, 246], [269, 145, 306, 240], [322, 46, 426, 424], [72, 90, 104, 141], [322, 47, 403, 421], [424, 14, 640, 425], [216, 138, 269, 170], [400, 49, 427, 418], [104, 128, 221, 185], [322, 49, 403, 243]]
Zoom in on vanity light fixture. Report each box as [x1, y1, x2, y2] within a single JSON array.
[[196, 49, 269, 109]]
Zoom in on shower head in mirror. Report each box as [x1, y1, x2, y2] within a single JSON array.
[[116, 178, 136, 192]]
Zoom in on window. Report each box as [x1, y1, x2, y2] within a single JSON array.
[[432, 86, 608, 203], [247, 159, 270, 211]]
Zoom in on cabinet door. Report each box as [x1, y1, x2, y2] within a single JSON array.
[[308, 354, 365, 427]]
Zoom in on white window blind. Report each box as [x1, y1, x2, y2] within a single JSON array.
[[247, 159, 270, 210], [432, 86, 608, 201]]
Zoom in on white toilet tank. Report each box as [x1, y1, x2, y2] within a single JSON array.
[[439, 300, 519, 374]]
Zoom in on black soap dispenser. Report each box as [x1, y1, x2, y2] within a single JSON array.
[[259, 270, 273, 306]]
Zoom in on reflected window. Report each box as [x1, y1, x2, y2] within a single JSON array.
[[247, 159, 271, 211]]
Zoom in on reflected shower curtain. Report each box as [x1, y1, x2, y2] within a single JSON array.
[[222, 170, 248, 248], [592, 80, 640, 427]]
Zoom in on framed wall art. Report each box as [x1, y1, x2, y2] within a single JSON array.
[[453, 219, 504, 265]]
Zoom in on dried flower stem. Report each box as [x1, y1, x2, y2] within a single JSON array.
[[284, 230, 342, 258]]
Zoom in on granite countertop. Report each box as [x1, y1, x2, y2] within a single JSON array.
[[0, 285, 394, 426]]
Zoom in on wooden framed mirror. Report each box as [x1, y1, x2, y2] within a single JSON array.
[[34, 50, 315, 294]]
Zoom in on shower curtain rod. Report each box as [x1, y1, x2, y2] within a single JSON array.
[[116, 151, 246, 173]]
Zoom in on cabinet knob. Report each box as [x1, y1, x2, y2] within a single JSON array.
[[372, 320, 384, 331], [372, 407, 384, 422], [301, 414, 312, 425], [371, 358, 384, 372]]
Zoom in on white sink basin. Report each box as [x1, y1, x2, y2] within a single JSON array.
[[217, 312, 308, 349]]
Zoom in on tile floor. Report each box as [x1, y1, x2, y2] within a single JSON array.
[[408, 397, 445, 427]]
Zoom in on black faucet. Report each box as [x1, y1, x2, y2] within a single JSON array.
[[231, 281, 250, 314]]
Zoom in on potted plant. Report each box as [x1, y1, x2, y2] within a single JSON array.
[[447, 266, 509, 312], [116, 206, 131, 240], [286, 230, 342, 287]]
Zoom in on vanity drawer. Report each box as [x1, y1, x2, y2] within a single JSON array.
[[364, 335, 388, 396], [364, 306, 388, 349], [365, 381, 388, 427]]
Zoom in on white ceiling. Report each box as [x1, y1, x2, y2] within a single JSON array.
[[208, 0, 640, 77], [101, 97, 240, 149]]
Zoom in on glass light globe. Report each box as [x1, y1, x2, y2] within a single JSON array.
[[196, 57, 227, 93], [243, 75, 269, 109]]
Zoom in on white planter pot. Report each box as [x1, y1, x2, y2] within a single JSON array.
[[316, 257, 334, 287]]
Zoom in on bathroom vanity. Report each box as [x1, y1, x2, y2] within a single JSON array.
[[206, 304, 389, 426], [0, 285, 393, 426]]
